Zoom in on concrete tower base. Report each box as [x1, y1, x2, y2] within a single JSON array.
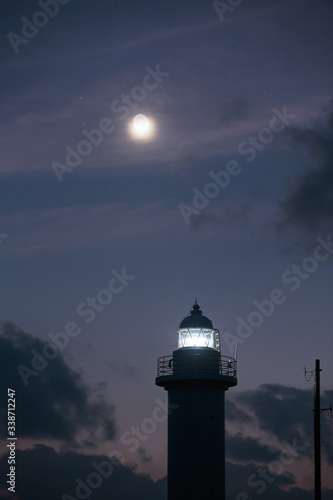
[[156, 347, 237, 500]]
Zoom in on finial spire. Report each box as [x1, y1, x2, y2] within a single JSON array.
[[192, 300, 201, 315]]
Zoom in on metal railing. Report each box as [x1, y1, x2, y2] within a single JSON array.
[[157, 354, 237, 377]]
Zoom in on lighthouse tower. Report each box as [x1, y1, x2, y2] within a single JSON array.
[[156, 301, 237, 500]]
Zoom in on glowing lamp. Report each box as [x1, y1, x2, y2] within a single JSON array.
[[177, 301, 220, 350]]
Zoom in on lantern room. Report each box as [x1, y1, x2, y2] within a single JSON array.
[[177, 301, 220, 351]]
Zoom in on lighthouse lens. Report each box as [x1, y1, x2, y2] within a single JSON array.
[[178, 328, 215, 349]]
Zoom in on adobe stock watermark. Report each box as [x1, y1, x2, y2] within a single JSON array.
[[7, 0, 71, 54], [222, 235, 333, 354], [51, 64, 170, 183], [61, 397, 179, 500], [236, 438, 307, 499], [213, 0, 244, 22], [178, 106, 296, 224], [17, 267, 135, 386]]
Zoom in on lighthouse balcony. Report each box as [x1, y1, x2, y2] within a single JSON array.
[[156, 351, 237, 388]]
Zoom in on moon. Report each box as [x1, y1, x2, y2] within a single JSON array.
[[129, 114, 155, 140], [133, 114, 149, 131]]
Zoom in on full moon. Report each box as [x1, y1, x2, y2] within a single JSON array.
[[129, 114, 155, 140]]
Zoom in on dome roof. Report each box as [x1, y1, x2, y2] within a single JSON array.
[[179, 301, 214, 329]]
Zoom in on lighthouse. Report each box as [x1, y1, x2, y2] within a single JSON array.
[[156, 301, 237, 500]]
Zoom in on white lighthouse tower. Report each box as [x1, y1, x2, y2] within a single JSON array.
[[156, 301, 237, 500]]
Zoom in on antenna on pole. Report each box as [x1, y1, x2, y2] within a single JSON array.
[[304, 364, 314, 382]]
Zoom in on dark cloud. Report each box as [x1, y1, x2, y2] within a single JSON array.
[[226, 432, 280, 463], [0, 446, 331, 500], [0, 323, 116, 445], [0, 445, 166, 500], [227, 460, 332, 500], [226, 458, 332, 500], [224, 383, 333, 496], [235, 384, 312, 453], [278, 103, 333, 233], [230, 384, 333, 465], [225, 399, 253, 424], [225, 461, 298, 500], [0, 338, 332, 500]]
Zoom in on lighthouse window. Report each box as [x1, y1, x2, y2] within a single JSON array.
[[178, 328, 216, 349]]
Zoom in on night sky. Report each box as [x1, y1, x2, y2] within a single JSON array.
[[1, 0, 333, 499]]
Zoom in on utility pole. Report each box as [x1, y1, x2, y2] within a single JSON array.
[[305, 359, 332, 500], [314, 359, 321, 500]]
